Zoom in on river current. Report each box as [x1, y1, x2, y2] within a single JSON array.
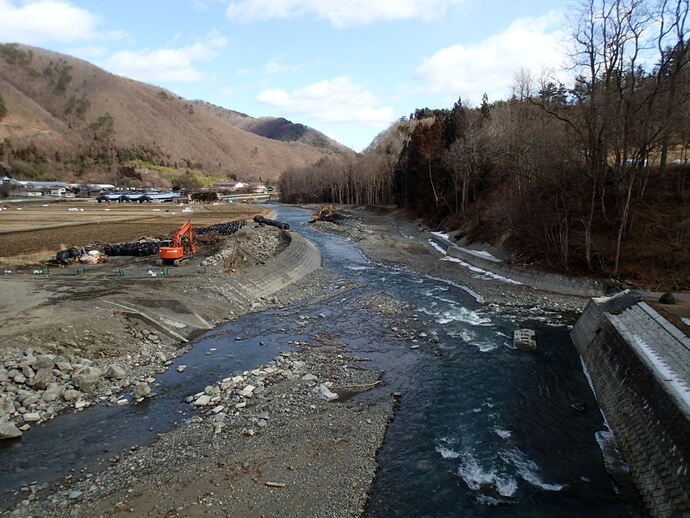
[[0, 205, 629, 517]]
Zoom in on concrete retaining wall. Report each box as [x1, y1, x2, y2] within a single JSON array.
[[572, 293, 690, 518], [216, 230, 322, 307], [429, 235, 604, 297]]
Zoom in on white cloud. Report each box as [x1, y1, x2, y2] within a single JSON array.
[[414, 13, 568, 102], [257, 76, 395, 126], [0, 0, 100, 43], [262, 57, 302, 75], [227, 0, 463, 27], [101, 35, 227, 83]]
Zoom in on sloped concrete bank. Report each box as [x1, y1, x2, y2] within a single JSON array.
[[214, 229, 322, 307], [111, 229, 322, 341], [430, 234, 604, 297], [571, 291, 690, 518]]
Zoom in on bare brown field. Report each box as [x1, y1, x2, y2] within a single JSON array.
[[0, 202, 267, 264]]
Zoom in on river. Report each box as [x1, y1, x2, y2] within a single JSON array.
[[0, 205, 629, 517]]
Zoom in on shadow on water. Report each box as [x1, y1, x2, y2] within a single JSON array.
[[1, 205, 629, 518]]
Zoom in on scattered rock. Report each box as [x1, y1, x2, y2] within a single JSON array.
[[133, 383, 152, 399], [239, 385, 256, 397], [31, 367, 53, 390], [32, 356, 55, 371], [316, 384, 339, 401], [73, 367, 102, 392], [63, 389, 82, 402], [194, 395, 211, 406], [659, 292, 677, 305], [0, 421, 22, 439], [105, 365, 126, 380]]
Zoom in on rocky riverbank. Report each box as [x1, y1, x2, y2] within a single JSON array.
[[309, 208, 589, 314], [2, 271, 399, 518]]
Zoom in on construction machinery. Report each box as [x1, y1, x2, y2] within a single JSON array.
[[159, 220, 196, 266], [311, 205, 335, 220]]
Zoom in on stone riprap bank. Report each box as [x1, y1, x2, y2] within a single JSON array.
[[571, 291, 690, 518]]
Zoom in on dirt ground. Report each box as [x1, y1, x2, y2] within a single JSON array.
[[0, 202, 268, 265]]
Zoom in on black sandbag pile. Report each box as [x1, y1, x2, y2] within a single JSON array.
[[98, 221, 246, 257], [195, 220, 246, 236], [253, 215, 290, 230], [104, 240, 172, 257], [54, 247, 81, 264]]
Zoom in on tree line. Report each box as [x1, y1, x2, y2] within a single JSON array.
[[280, 0, 689, 287]]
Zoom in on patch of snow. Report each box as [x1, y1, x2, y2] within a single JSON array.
[[472, 249, 497, 259], [429, 240, 447, 254], [632, 334, 690, 408], [431, 231, 452, 241], [441, 255, 522, 285]]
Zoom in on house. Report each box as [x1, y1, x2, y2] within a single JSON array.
[[246, 182, 267, 193], [213, 181, 246, 191]]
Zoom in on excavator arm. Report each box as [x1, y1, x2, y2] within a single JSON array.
[[171, 220, 196, 254]]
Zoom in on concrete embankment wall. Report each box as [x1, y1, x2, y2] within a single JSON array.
[[218, 230, 322, 307], [429, 235, 604, 297], [572, 293, 690, 518]]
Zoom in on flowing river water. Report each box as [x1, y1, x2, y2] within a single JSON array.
[[0, 205, 630, 517]]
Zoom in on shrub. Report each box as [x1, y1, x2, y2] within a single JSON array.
[[0, 93, 7, 120]]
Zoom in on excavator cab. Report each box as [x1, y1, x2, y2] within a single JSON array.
[[311, 205, 335, 220], [159, 220, 196, 266]]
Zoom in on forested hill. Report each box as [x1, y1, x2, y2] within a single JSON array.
[[0, 43, 342, 185], [279, 1, 690, 290]]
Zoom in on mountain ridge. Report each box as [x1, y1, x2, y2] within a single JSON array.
[[0, 43, 349, 186]]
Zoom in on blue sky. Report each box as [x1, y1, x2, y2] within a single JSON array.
[[0, 0, 572, 150]]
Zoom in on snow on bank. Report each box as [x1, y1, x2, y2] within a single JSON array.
[[429, 240, 522, 285], [632, 334, 690, 408], [430, 231, 452, 241]]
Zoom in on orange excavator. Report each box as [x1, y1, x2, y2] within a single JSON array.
[[159, 220, 196, 266]]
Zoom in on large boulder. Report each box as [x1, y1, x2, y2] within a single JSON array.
[[0, 421, 22, 440], [105, 365, 126, 380], [73, 367, 102, 392], [31, 367, 53, 390], [32, 355, 55, 371], [133, 383, 151, 399], [62, 389, 82, 401], [659, 292, 677, 305]]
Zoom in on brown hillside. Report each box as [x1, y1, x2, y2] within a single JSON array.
[[192, 101, 353, 156], [0, 43, 337, 183]]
